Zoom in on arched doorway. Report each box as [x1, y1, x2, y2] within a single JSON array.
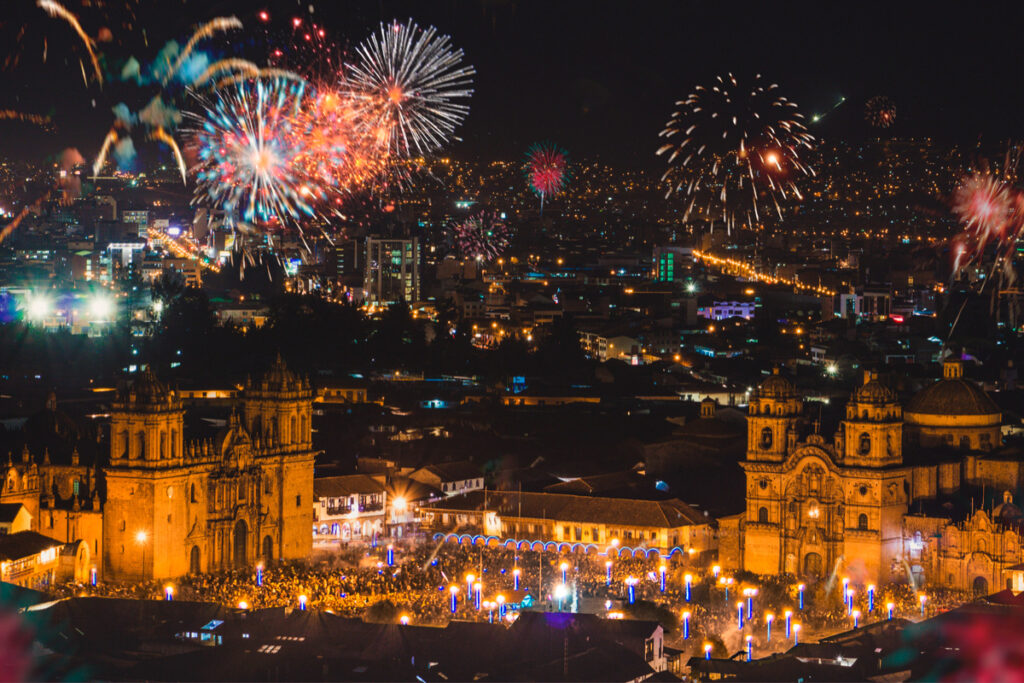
[[973, 576, 989, 596], [189, 546, 200, 574], [803, 552, 824, 577], [233, 520, 248, 568], [262, 535, 273, 564]]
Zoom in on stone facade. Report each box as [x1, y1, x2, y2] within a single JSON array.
[[731, 362, 1024, 593], [104, 358, 315, 580]]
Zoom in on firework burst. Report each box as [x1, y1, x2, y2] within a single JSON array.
[[657, 73, 816, 232], [451, 211, 511, 261], [345, 20, 475, 159], [865, 95, 896, 129], [525, 142, 568, 213], [187, 76, 321, 224]]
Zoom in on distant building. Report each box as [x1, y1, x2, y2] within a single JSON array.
[[364, 237, 420, 304], [652, 246, 693, 283], [422, 489, 714, 556], [407, 461, 483, 497], [312, 474, 386, 543]]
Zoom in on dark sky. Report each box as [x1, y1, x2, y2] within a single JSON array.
[[3, 0, 1024, 166]]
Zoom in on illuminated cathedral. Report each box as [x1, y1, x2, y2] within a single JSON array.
[[720, 361, 1022, 594], [1, 356, 315, 581]]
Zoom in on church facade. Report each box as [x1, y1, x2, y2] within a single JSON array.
[[2, 357, 315, 581], [721, 361, 1024, 593]]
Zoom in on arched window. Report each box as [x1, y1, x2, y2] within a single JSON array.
[[237, 480, 245, 502], [858, 432, 871, 455], [171, 429, 178, 458], [190, 484, 197, 503], [977, 538, 987, 554], [136, 431, 145, 459], [159, 430, 166, 459], [758, 507, 769, 523], [960, 436, 971, 450], [290, 415, 297, 444], [858, 514, 869, 531], [761, 427, 773, 449], [119, 430, 129, 459]]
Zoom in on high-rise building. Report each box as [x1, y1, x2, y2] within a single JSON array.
[[653, 246, 693, 283], [364, 237, 420, 304]]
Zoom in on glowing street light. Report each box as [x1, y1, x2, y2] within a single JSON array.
[[497, 594, 506, 618], [684, 573, 692, 602], [682, 611, 691, 640], [26, 293, 52, 321], [298, 594, 307, 611], [513, 567, 521, 591], [659, 565, 667, 593], [256, 563, 263, 587], [704, 643, 712, 660], [784, 610, 792, 639], [798, 583, 805, 610], [766, 613, 774, 642], [164, 585, 174, 601], [919, 594, 927, 617], [712, 565, 721, 580], [626, 577, 637, 605], [474, 581, 482, 610], [386, 544, 394, 567], [88, 294, 114, 321], [793, 623, 801, 644], [887, 602, 895, 621], [745, 635, 753, 661], [554, 583, 568, 611], [867, 584, 875, 613], [400, 615, 410, 625], [560, 562, 569, 584], [853, 609, 861, 629], [238, 600, 249, 610], [846, 588, 855, 615], [466, 573, 475, 596], [737, 601, 745, 629], [449, 586, 459, 613], [605, 561, 612, 587]]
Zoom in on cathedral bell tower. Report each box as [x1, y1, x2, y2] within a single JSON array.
[[747, 369, 802, 462], [104, 370, 186, 580], [838, 372, 902, 468]]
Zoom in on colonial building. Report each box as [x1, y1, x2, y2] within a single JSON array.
[[722, 361, 1024, 593], [2, 356, 316, 581], [422, 489, 715, 557], [104, 358, 315, 579]]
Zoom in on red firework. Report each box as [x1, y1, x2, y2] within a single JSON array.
[[525, 142, 568, 211]]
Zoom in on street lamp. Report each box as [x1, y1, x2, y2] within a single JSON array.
[[136, 531, 148, 579], [555, 583, 568, 611]]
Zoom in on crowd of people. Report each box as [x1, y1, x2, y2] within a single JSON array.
[[55, 538, 974, 655]]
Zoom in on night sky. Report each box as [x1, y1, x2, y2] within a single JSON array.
[[3, 0, 1024, 166]]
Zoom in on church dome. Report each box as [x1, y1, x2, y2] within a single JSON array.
[[124, 369, 171, 404], [851, 376, 898, 405], [905, 361, 999, 418], [755, 369, 797, 399], [258, 354, 300, 390]]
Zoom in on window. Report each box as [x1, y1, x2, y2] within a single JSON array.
[[859, 485, 868, 496], [960, 436, 971, 450], [760, 427, 773, 449], [858, 514, 869, 531], [190, 484, 197, 503], [759, 479, 768, 490], [264, 479, 272, 495], [644, 639, 654, 662], [296, 495, 301, 508], [858, 432, 871, 455], [574, 527, 582, 541], [758, 507, 769, 523], [563, 526, 570, 538], [73, 480, 80, 497], [238, 481, 245, 502]]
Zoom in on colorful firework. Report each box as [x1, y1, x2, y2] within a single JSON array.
[[451, 211, 511, 262], [947, 148, 1024, 334], [187, 76, 321, 224], [525, 142, 569, 213], [36, 0, 103, 86], [657, 73, 816, 232], [865, 95, 896, 129], [161, 16, 242, 85], [345, 20, 475, 159], [291, 88, 389, 201]]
